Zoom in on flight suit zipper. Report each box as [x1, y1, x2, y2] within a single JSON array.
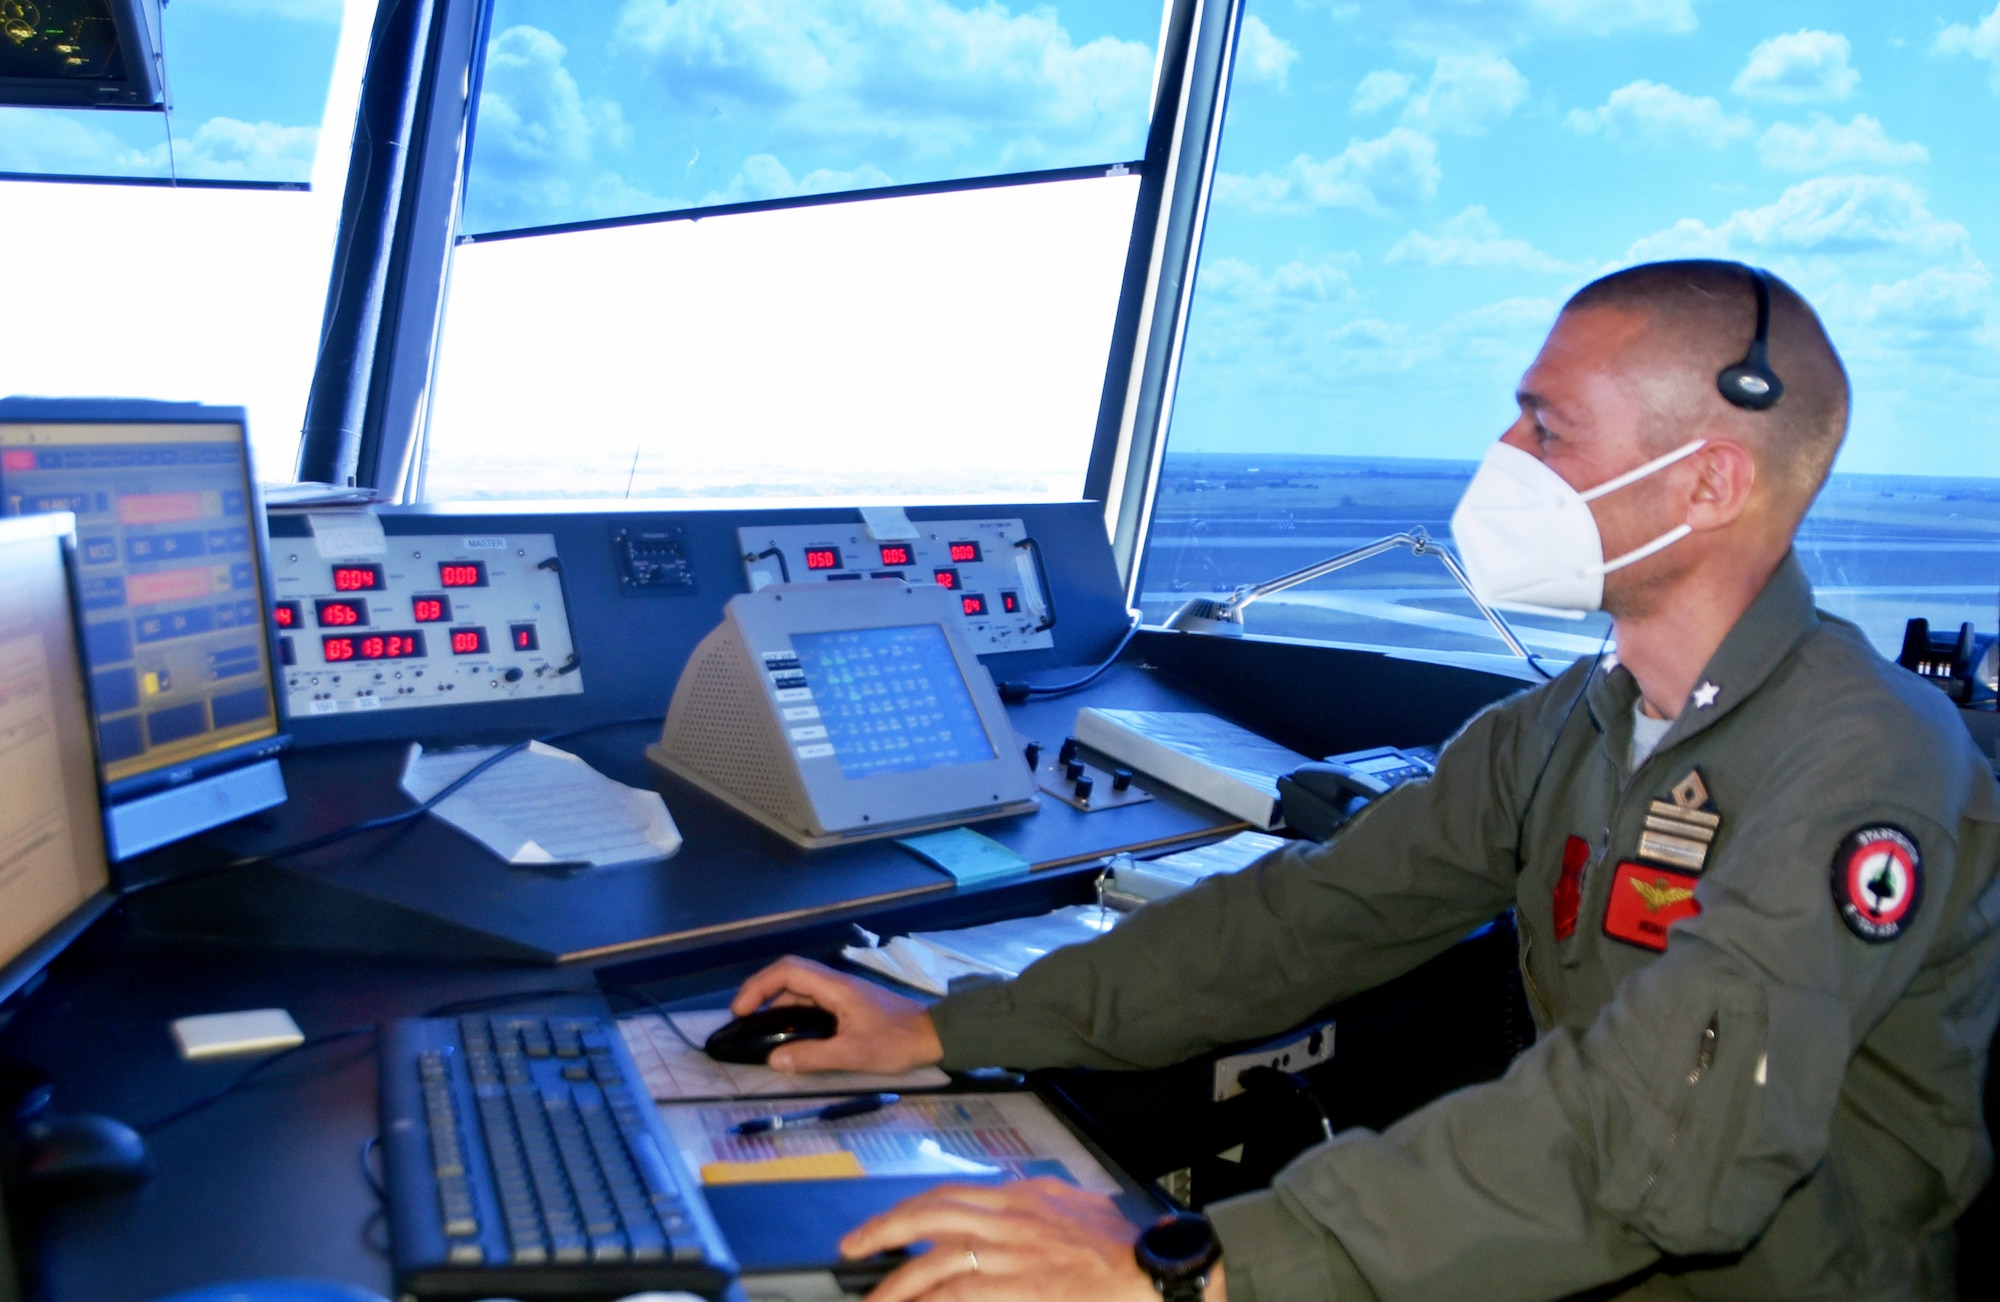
[[1643, 1016, 1718, 1194], [1519, 933, 1554, 1026]]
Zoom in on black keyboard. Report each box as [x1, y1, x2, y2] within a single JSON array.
[[380, 1014, 736, 1299]]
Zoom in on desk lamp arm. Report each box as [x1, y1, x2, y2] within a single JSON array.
[[1161, 527, 1539, 666]]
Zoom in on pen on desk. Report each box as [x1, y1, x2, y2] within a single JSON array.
[[731, 1092, 899, 1136]]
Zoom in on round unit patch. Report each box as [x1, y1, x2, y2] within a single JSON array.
[[1831, 824, 1922, 943]]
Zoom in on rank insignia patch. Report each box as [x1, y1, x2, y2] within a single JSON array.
[[1832, 825, 1922, 943], [1638, 768, 1720, 873], [1553, 834, 1589, 940], [1603, 861, 1701, 952]]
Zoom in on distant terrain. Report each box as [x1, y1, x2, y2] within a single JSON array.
[[1142, 453, 2000, 662]]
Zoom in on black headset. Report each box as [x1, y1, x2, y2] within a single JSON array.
[[1716, 265, 1785, 411]]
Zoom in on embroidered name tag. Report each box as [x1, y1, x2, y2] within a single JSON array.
[[1603, 861, 1701, 952]]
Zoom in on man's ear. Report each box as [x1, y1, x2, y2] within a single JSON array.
[[1685, 439, 1756, 530]]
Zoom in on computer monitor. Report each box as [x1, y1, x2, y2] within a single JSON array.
[[0, 513, 112, 1007], [650, 581, 1038, 848], [0, 398, 288, 859]]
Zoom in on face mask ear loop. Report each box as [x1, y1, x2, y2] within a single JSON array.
[[1577, 438, 1707, 504], [1593, 523, 1693, 576]]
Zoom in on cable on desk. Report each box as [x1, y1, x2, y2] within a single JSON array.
[[600, 982, 710, 1052], [996, 616, 1142, 704], [137, 1026, 376, 1136], [117, 714, 665, 899], [359, 1134, 386, 1201]]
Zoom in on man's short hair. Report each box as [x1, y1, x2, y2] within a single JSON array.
[[1563, 260, 1850, 506]]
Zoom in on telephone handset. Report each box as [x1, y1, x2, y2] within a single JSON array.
[[1278, 745, 1437, 843]]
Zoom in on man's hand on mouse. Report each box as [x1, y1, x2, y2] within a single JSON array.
[[731, 956, 943, 1074], [840, 1177, 1224, 1302]]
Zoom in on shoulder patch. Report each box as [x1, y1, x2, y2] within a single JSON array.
[[1831, 824, 1922, 943]]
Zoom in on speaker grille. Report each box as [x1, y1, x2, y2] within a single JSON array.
[[660, 626, 808, 831]]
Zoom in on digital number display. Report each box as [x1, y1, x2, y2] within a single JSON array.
[[878, 543, 913, 567], [948, 541, 982, 563], [960, 593, 988, 616], [510, 623, 539, 651], [331, 563, 385, 592], [804, 546, 842, 571], [439, 561, 488, 588], [450, 627, 488, 655], [272, 600, 300, 629], [412, 595, 451, 623], [1000, 591, 1021, 614], [323, 632, 426, 662], [315, 598, 368, 627], [932, 568, 959, 590]]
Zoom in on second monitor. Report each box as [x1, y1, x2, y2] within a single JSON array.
[[651, 582, 1037, 848]]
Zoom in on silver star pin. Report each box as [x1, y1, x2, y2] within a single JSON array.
[[1692, 681, 1720, 709]]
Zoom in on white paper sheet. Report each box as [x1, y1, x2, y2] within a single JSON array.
[[657, 1091, 1122, 1195], [306, 509, 386, 557], [399, 741, 680, 868], [618, 1010, 949, 1101]]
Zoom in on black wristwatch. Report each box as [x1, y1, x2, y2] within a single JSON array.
[[1136, 1212, 1221, 1302]]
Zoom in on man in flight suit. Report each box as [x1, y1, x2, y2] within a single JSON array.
[[731, 261, 2000, 1301]]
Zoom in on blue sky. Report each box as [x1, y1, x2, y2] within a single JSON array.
[[0, 0, 343, 182], [1173, 0, 2000, 478]]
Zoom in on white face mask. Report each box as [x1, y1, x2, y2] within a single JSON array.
[[1449, 437, 1707, 616]]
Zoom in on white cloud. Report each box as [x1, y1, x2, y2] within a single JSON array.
[[705, 154, 895, 206], [1352, 70, 1413, 114], [1564, 80, 1752, 146], [1733, 30, 1860, 103], [613, 0, 1153, 163], [1756, 114, 1927, 171], [0, 107, 133, 174], [1863, 265, 1993, 334], [0, 108, 317, 182], [1237, 16, 1299, 89], [1936, 3, 2000, 91], [461, 26, 643, 227], [1199, 256, 1356, 303], [1526, 0, 1696, 36], [1211, 128, 1440, 214], [148, 118, 319, 180], [1625, 175, 1971, 261], [1387, 206, 1580, 272], [1400, 54, 1528, 134]]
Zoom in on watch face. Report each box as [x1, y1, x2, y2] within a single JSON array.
[[1138, 1213, 1219, 1281]]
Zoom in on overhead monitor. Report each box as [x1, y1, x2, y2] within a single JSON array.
[[0, 398, 288, 859], [0, 512, 112, 1007], [0, 0, 165, 109], [650, 581, 1038, 848]]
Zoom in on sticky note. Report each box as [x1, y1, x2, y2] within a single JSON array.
[[701, 1151, 866, 1185], [896, 827, 1030, 886]]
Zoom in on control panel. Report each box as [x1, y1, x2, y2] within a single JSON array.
[[269, 531, 583, 716], [736, 518, 1054, 654]]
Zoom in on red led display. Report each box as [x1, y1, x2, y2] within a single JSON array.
[[315, 598, 368, 627], [361, 632, 425, 660], [450, 627, 489, 655], [878, 543, 914, 567], [412, 595, 451, 623], [331, 563, 385, 592], [1000, 591, 1021, 614], [439, 561, 488, 588], [510, 623, 539, 651], [948, 541, 982, 563], [804, 546, 842, 571], [272, 601, 300, 629], [960, 593, 988, 616], [323, 636, 355, 661]]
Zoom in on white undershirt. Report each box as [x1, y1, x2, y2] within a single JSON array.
[[1630, 702, 1673, 770]]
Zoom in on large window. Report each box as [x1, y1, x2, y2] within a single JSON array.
[[1145, 1, 2000, 662], [0, 0, 376, 480], [421, 0, 1165, 504]]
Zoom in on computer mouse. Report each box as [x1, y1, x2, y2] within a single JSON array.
[[704, 1005, 838, 1065], [20, 1111, 151, 1196]]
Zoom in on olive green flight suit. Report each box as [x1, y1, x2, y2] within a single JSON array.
[[932, 555, 2000, 1300]]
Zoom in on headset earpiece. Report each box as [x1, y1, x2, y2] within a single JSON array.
[[1717, 267, 1784, 411]]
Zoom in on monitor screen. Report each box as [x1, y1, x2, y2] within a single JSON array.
[[791, 623, 999, 779], [0, 515, 111, 1002], [0, 420, 279, 790]]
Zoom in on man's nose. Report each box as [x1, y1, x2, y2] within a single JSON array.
[[1498, 417, 1540, 457]]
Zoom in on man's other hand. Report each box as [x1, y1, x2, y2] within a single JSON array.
[[840, 1178, 1224, 1302], [729, 955, 943, 1074]]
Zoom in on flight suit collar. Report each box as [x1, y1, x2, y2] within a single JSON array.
[[1585, 551, 1819, 757]]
